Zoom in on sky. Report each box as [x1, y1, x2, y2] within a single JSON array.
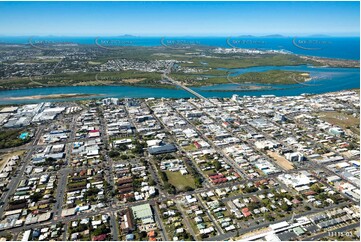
[[0, 1, 359, 36]]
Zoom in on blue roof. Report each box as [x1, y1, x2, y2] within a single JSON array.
[[19, 132, 29, 140], [126, 234, 134, 240]]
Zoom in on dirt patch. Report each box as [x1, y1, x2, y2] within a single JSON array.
[[122, 78, 146, 84], [0, 150, 26, 172], [267, 151, 294, 170], [316, 111, 360, 135], [3, 93, 95, 100]]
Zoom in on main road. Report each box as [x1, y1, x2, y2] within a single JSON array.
[[0, 126, 43, 216], [162, 63, 208, 101]]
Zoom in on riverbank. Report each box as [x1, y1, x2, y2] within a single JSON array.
[[0, 75, 358, 105], [1, 93, 98, 101]]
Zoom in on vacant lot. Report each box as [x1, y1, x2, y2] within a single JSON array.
[[165, 170, 196, 190], [0, 150, 25, 172], [316, 111, 360, 134], [267, 151, 294, 170]]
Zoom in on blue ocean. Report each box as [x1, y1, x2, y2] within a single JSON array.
[[0, 36, 359, 60]]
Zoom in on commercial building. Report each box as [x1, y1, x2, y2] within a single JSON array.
[[148, 143, 177, 155], [131, 204, 154, 224]]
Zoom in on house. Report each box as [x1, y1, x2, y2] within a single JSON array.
[[241, 208, 251, 217], [185, 195, 197, 204], [120, 209, 135, 233], [92, 234, 107, 241]]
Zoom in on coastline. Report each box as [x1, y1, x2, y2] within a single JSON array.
[[0, 82, 179, 92], [0, 93, 99, 101]]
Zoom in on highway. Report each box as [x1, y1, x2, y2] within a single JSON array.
[[162, 63, 207, 101]]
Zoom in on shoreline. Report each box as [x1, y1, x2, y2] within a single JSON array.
[[0, 83, 179, 92], [0, 88, 358, 105], [1, 93, 99, 100]]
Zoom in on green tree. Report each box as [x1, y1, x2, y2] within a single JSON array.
[[92, 224, 110, 236], [214, 161, 222, 170], [264, 213, 275, 221], [132, 140, 145, 154], [159, 172, 168, 182], [84, 187, 100, 197], [280, 203, 291, 212], [30, 192, 43, 202], [117, 144, 128, 151], [109, 150, 120, 158], [148, 179, 156, 186], [139, 231, 147, 239], [184, 186, 194, 192]]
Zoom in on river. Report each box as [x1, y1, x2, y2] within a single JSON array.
[[0, 65, 359, 104]]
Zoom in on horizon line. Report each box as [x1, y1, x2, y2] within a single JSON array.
[[0, 34, 360, 38]]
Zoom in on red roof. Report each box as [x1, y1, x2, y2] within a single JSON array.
[[93, 234, 107, 241], [211, 178, 228, 184], [303, 190, 317, 196], [193, 141, 201, 149], [209, 173, 224, 180], [241, 208, 251, 217], [148, 230, 157, 240]]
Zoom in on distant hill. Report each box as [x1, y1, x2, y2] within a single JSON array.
[[263, 34, 285, 38]]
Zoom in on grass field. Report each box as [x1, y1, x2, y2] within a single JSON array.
[[165, 170, 196, 190], [203, 169, 216, 176], [170, 69, 310, 87], [0, 71, 174, 90], [182, 144, 198, 151], [231, 70, 310, 84]]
